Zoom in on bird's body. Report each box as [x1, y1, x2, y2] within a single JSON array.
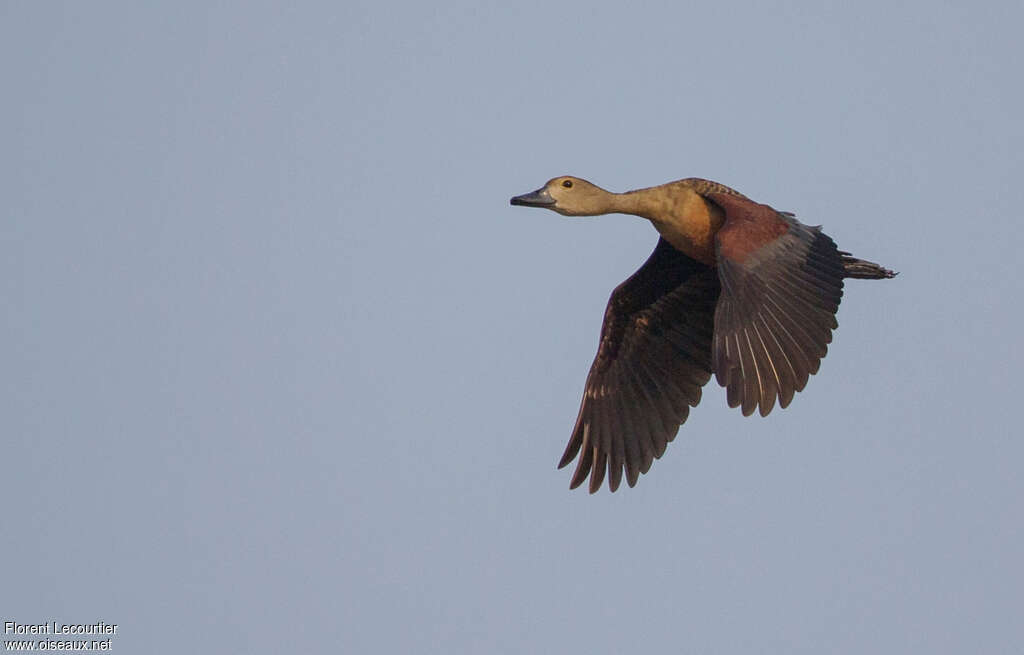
[[627, 180, 727, 264], [511, 176, 895, 493]]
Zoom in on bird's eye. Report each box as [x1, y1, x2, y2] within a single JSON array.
[[562, 180, 573, 188]]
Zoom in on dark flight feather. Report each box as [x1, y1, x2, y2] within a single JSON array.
[[561, 238, 718, 492], [708, 193, 846, 418]]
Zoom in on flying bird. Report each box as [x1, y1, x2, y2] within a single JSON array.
[[510, 176, 895, 493]]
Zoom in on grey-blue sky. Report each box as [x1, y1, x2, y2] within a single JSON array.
[[3, 2, 1021, 652]]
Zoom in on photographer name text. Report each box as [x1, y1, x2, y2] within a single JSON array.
[[4, 622, 118, 636]]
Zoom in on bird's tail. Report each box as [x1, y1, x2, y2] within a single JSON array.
[[840, 251, 897, 279]]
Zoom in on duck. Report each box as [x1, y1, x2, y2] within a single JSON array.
[[510, 176, 895, 493]]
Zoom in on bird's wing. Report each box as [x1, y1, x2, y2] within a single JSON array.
[[561, 238, 718, 493], [706, 192, 845, 418]]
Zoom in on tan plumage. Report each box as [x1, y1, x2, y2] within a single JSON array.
[[511, 176, 896, 493]]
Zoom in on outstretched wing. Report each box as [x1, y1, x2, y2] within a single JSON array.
[[707, 192, 845, 417], [561, 238, 719, 493]]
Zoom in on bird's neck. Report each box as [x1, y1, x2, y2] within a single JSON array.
[[603, 190, 643, 216], [614, 185, 724, 265]]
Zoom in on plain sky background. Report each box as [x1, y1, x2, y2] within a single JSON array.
[[3, 2, 1022, 653]]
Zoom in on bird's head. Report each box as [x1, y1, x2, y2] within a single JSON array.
[[510, 176, 611, 216]]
